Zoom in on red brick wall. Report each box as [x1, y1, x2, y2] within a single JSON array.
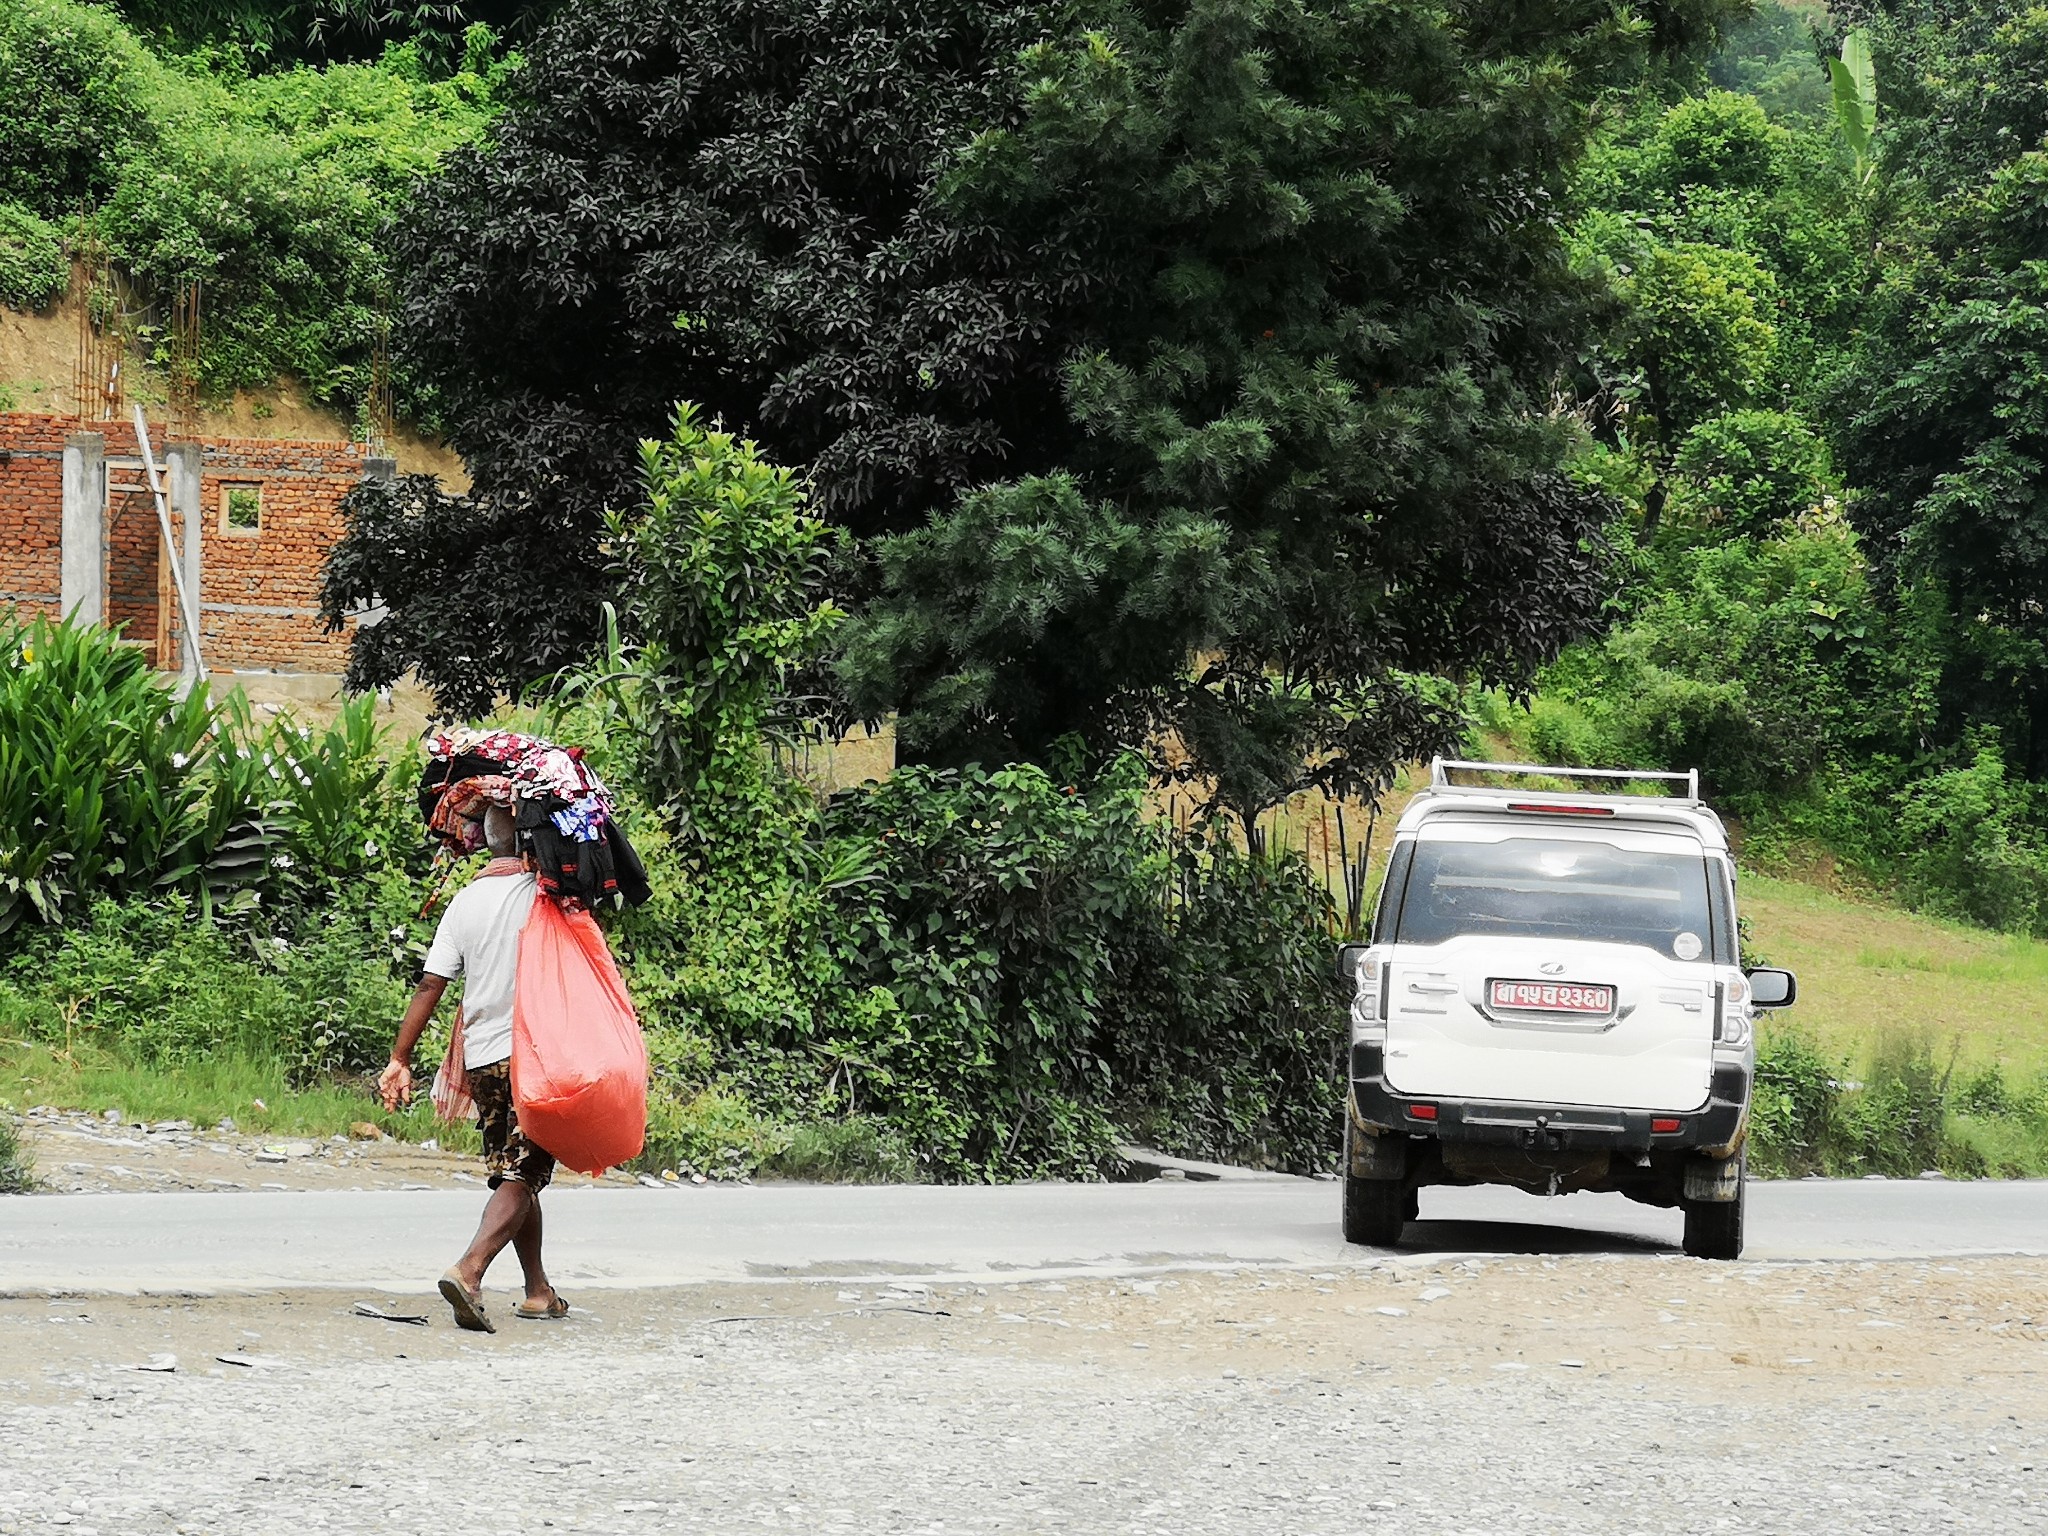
[[106, 485, 159, 652], [0, 415, 67, 621], [0, 412, 373, 672]]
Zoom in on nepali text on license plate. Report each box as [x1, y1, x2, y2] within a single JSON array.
[[1490, 979, 1614, 1015]]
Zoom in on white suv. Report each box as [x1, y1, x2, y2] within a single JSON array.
[[1339, 759, 1796, 1260]]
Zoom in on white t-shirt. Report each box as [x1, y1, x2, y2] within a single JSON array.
[[422, 870, 538, 1068]]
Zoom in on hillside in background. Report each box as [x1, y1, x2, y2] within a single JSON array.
[[0, 283, 464, 482]]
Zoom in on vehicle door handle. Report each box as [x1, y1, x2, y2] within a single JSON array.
[[1407, 980, 1457, 995]]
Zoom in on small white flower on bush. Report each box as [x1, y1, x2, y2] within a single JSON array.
[[363, 840, 380, 858], [171, 752, 189, 769], [271, 937, 291, 951], [271, 853, 294, 870]]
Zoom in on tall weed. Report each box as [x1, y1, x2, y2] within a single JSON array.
[[1749, 1024, 2047, 1176], [0, 1113, 30, 1193]]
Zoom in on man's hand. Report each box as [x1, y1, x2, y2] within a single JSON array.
[[377, 1058, 415, 1111], [383, 974, 449, 1113]]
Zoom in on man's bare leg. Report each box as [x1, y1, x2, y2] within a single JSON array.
[[510, 1187, 552, 1307], [451, 1180, 531, 1294]]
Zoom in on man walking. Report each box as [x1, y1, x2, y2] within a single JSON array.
[[377, 804, 567, 1332]]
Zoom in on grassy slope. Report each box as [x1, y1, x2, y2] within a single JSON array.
[[1741, 873, 2048, 1074]]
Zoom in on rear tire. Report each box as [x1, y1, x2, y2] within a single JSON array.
[[1681, 1165, 1746, 1260], [1342, 1158, 1411, 1247]]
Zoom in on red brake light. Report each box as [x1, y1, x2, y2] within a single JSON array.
[[1407, 1103, 1438, 1121], [1651, 1117, 1681, 1134], [1505, 802, 1617, 816]]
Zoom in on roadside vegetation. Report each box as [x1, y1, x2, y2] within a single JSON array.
[[4, 0, 2048, 1184]]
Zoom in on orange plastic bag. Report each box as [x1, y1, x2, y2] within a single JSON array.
[[510, 894, 648, 1176]]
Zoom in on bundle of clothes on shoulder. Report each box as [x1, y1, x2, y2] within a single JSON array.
[[419, 727, 651, 909]]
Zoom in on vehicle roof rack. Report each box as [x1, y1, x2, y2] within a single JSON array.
[[1429, 757, 1701, 805]]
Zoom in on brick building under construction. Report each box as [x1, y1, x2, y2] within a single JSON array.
[[0, 411, 391, 674]]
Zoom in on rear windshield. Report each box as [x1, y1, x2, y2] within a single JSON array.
[[1389, 836, 1719, 959]]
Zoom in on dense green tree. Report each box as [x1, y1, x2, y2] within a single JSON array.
[[327, 0, 1072, 713], [1708, 0, 1831, 122], [841, 0, 1671, 811], [1567, 89, 1862, 531], [337, 0, 1735, 808], [1834, 1, 2048, 772]]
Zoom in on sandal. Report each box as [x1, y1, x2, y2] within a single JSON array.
[[438, 1269, 496, 1334], [515, 1288, 570, 1321]]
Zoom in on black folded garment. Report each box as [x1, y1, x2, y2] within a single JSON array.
[[516, 798, 651, 909]]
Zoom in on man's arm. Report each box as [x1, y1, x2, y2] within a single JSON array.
[[377, 974, 450, 1110]]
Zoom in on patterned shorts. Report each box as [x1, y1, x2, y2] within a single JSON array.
[[468, 1060, 556, 1193]]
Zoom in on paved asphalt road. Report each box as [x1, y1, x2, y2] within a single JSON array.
[[1, 1177, 2041, 1292]]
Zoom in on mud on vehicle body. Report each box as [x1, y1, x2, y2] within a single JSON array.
[[1339, 760, 1797, 1260]]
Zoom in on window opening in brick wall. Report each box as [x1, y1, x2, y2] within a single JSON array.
[[221, 483, 262, 536]]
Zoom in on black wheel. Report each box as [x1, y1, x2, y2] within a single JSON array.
[[1681, 1165, 1746, 1260], [1342, 1163, 1411, 1247]]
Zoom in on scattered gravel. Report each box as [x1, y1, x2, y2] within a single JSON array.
[[0, 1260, 2041, 1534]]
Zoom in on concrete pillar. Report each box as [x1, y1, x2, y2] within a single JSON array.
[[60, 433, 106, 626], [361, 455, 398, 484], [167, 442, 204, 673]]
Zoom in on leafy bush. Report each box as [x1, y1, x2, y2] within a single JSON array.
[[0, 615, 412, 938], [0, 868, 424, 1083], [597, 748, 1345, 1183], [0, 0, 155, 218], [98, 35, 509, 403], [1669, 409, 1836, 535], [1749, 1025, 2048, 1178], [1748, 1025, 1840, 1176], [1895, 740, 2048, 936], [0, 201, 66, 308], [0, 0, 509, 405]]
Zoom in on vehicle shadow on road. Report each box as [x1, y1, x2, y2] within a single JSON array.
[[1399, 1219, 1678, 1258]]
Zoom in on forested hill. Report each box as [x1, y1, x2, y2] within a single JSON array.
[[4, 0, 2048, 943]]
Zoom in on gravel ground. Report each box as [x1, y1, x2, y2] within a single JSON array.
[[3, 1258, 2042, 1534]]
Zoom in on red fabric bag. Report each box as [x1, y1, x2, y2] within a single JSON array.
[[511, 894, 648, 1176]]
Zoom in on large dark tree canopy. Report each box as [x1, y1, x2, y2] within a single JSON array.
[[836, 0, 1654, 808], [329, 0, 1074, 711], [329, 0, 1730, 799]]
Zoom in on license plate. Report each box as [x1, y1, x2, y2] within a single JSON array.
[[1490, 979, 1614, 1015]]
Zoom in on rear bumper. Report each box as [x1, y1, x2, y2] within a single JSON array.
[[1348, 1042, 1749, 1156]]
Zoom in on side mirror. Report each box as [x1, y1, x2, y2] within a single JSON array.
[[1336, 941, 1371, 985], [1747, 968, 1797, 1009]]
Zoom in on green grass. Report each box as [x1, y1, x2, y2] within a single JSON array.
[[0, 1039, 476, 1151], [1740, 872, 2048, 1075]]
